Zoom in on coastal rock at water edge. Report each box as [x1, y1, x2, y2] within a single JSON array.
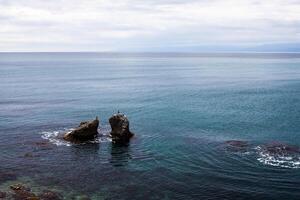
[[109, 113, 134, 143], [63, 117, 99, 142]]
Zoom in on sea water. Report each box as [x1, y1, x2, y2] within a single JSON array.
[[0, 53, 300, 199]]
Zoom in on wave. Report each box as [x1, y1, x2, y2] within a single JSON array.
[[223, 140, 300, 169], [40, 126, 111, 146], [255, 145, 300, 169], [41, 129, 73, 146]]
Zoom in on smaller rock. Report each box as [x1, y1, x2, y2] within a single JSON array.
[[10, 183, 30, 191], [24, 152, 34, 158], [64, 117, 99, 143], [109, 113, 134, 143]]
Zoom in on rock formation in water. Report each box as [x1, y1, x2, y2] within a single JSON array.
[[224, 140, 250, 153], [63, 117, 99, 142], [109, 113, 134, 143], [262, 142, 300, 156], [9, 183, 62, 200], [10, 183, 37, 200]]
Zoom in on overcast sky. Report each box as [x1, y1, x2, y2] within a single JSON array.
[[0, 0, 300, 52]]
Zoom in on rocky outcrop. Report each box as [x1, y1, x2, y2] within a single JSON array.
[[262, 142, 300, 156], [63, 117, 99, 142], [10, 183, 37, 200], [109, 113, 134, 143], [9, 183, 62, 200]]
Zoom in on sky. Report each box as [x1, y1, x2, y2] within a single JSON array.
[[0, 0, 300, 52]]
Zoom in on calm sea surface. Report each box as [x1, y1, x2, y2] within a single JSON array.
[[0, 53, 300, 199]]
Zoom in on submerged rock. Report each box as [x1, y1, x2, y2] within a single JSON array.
[[7, 184, 63, 200], [256, 142, 300, 168], [35, 142, 49, 146], [24, 152, 34, 158], [39, 190, 62, 200], [224, 140, 250, 153], [225, 140, 249, 148], [109, 113, 134, 143], [262, 142, 300, 156], [63, 117, 99, 143], [10, 183, 37, 200]]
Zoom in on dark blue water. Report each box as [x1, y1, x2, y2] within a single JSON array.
[[0, 53, 300, 199]]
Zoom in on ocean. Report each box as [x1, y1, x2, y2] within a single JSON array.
[[0, 53, 300, 199]]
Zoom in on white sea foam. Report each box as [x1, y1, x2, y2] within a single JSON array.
[[40, 127, 111, 146], [41, 129, 72, 146], [255, 146, 300, 169]]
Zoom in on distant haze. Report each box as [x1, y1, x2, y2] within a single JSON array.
[[0, 0, 300, 52]]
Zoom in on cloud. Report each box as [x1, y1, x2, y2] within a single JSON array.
[[0, 0, 299, 51]]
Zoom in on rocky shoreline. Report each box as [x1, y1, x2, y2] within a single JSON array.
[[0, 183, 91, 200]]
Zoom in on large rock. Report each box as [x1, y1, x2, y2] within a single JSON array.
[[109, 113, 134, 143], [63, 117, 99, 142]]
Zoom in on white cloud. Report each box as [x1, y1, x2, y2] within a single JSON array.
[[0, 0, 299, 51]]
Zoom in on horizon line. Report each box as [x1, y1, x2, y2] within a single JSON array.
[[1, 51, 300, 54]]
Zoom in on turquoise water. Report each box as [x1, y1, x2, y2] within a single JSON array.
[[0, 53, 300, 199]]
